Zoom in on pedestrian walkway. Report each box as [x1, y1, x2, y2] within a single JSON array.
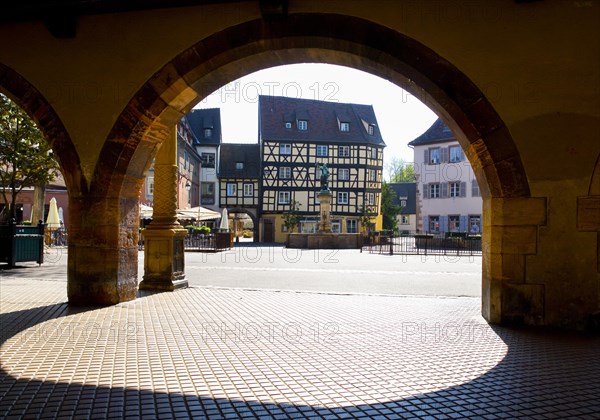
[[1, 260, 599, 418]]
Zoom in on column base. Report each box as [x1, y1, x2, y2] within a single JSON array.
[[140, 225, 188, 291]]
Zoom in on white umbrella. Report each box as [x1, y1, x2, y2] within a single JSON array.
[[46, 197, 61, 229], [176, 206, 220, 221], [140, 204, 154, 219], [219, 208, 229, 232]]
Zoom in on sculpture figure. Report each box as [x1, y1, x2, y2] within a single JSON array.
[[316, 162, 330, 192]]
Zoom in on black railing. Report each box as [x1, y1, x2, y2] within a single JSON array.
[[363, 232, 482, 256]]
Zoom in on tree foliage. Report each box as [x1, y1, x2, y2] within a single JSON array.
[[282, 200, 301, 233], [358, 203, 374, 234], [0, 94, 60, 221], [381, 182, 402, 231], [386, 157, 415, 183]]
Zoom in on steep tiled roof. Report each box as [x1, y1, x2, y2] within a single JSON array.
[[219, 143, 261, 178], [185, 108, 222, 146], [389, 182, 416, 214], [407, 118, 454, 147], [259, 95, 386, 146]]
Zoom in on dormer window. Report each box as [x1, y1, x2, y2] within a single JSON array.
[[204, 128, 212, 138], [340, 122, 350, 132], [285, 122, 292, 129], [298, 120, 308, 131], [368, 125, 375, 135], [236, 162, 244, 170]]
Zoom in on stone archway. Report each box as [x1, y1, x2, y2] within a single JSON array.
[[7, 14, 544, 325]]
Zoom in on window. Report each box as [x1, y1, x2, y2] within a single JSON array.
[[298, 120, 308, 130], [331, 220, 341, 233], [429, 183, 441, 198], [450, 182, 461, 198], [279, 167, 291, 179], [243, 183, 253, 197], [285, 122, 292, 129], [281, 224, 289, 232], [450, 146, 462, 163], [204, 128, 212, 138], [469, 215, 481, 234], [338, 192, 349, 204], [226, 183, 237, 196], [338, 145, 350, 157], [368, 124, 375, 135], [340, 122, 350, 132], [368, 169, 377, 182], [401, 215, 409, 225], [316, 145, 328, 157], [400, 200, 407, 207], [338, 168, 350, 181], [472, 179, 481, 197], [278, 191, 291, 204], [429, 216, 440, 233], [429, 147, 441, 164], [235, 162, 244, 171], [201, 153, 215, 168], [201, 182, 215, 205], [367, 193, 375, 206], [370, 147, 378, 159], [346, 219, 358, 233], [449, 215, 461, 232], [300, 221, 317, 234], [147, 177, 154, 196], [280, 144, 291, 155]]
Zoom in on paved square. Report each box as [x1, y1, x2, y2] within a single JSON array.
[[1, 249, 599, 419]]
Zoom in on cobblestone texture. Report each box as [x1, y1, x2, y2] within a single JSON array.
[[1, 276, 599, 419]]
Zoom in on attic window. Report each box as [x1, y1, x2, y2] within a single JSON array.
[[368, 125, 375, 135], [236, 162, 244, 170], [285, 122, 292, 129], [340, 122, 350, 132], [298, 120, 308, 131], [204, 128, 212, 138]]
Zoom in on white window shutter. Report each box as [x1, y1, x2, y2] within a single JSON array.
[[460, 182, 467, 197], [422, 184, 429, 199], [424, 149, 429, 164], [441, 147, 449, 163]]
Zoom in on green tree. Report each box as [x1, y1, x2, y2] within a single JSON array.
[[381, 182, 402, 231], [282, 200, 301, 233], [0, 94, 60, 222], [386, 157, 415, 182], [358, 203, 374, 234]]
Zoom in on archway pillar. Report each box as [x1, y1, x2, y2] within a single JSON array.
[[482, 197, 547, 325], [67, 194, 139, 305], [139, 127, 188, 291]]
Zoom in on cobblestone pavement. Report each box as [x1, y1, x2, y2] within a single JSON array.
[[1, 253, 599, 419]]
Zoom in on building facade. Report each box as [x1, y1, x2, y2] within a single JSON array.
[[258, 96, 385, 243], [389, 182, 417, 234], [218, 143, 260, 237], [187, 108, 222, 212], [409, 119, 482, 234]]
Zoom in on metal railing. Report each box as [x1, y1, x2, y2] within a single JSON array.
[[363, 232, 482, 256]]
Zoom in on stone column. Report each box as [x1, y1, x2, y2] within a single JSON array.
[[317, 191, 333, 233], [139, 128, 188, 291]]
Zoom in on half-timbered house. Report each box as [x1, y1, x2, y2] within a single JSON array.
[[258, 95, 385, 243]]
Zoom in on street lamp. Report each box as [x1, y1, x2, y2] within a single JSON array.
[[185, 180, 191, 191]]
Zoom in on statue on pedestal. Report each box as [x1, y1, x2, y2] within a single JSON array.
[[316, 162, 330, 192]]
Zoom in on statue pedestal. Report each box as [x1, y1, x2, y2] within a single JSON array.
[[317, 190, 333, 233]]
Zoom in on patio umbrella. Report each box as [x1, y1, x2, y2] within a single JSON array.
[[46, 197, 61, 229], [140, 204, 154, 219], [219, 208, 229, 232], [176, 206, 220, 221]]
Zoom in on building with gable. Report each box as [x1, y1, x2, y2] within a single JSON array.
[[257, 95, 385, 242], [388, 182, 417, 234], [408, 119, 482, 234]]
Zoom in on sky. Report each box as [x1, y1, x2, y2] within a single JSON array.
[[194, 63, 438, 169]]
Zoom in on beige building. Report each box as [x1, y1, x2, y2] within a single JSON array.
[[409, 119, 482, 234]]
